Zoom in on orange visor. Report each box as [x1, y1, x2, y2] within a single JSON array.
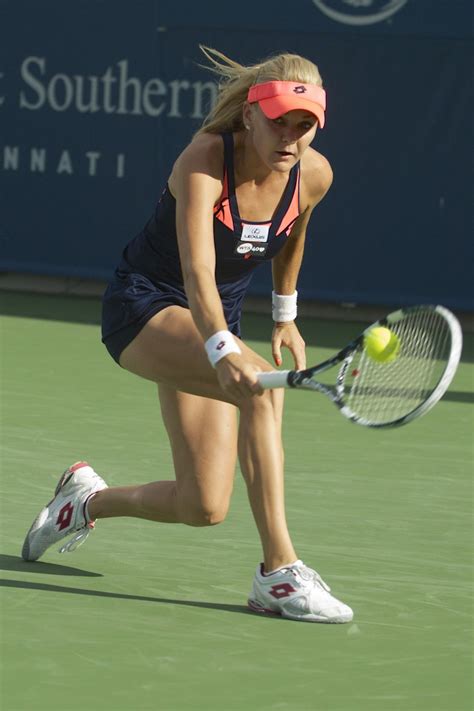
[[247, 81, 326, 128]]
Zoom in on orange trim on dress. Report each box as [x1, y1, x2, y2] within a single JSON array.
[[214, 163, 301, 237], [275, 168, 301, 236]]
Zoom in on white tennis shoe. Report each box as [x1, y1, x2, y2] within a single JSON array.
[[22, 461, 108, 562], [248, 560, 353, 623]]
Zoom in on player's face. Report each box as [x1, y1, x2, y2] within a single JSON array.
[[247, 105, 318, 172]]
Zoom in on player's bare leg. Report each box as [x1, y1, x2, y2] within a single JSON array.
[[237, 388, 297, 571], [22, 304, 353, 620], [89, 305, 297, 570], [89, 387, 238, 527]]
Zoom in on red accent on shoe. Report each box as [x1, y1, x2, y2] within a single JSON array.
[[69, 461, 89, 473], [269, 583, 297, 599], [247, 600, 281, 616], [56, 502, 74, 531]]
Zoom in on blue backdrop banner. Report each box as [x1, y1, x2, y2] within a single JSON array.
[[0, 0, 472, 310]]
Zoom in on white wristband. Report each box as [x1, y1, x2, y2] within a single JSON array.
[[205, 330, 242, 368], [272, 290, 298, 322]]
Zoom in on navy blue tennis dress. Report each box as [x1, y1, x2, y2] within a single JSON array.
[[101, 132, 302, 363]]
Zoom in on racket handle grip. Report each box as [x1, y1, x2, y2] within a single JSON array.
[[257, 370, 291, 389]]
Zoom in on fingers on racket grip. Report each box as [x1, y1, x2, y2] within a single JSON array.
[[257, 370, 291, 389]]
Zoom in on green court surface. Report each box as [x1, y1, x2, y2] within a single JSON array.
[[1, 293, 473, 711]]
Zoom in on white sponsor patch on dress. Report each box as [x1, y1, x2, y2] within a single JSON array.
[[236, 242, 253, 254], [234, 241, 267, 256], [241, 223, 270, 242]]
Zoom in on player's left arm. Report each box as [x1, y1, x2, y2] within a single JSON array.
[[271, 150, 333, 368]]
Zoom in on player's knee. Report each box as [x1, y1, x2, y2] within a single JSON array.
[[179, 499, 229, 527], [239, 386, 283, 414]]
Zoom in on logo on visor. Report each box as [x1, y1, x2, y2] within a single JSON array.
[[293, 85, 307, 94], [312, 0, 408, 26]]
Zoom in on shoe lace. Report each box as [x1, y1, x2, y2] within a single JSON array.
[[293, 562, 331, 592], [58, 521, 95, 554]]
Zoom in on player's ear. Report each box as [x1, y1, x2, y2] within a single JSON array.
[[242, 101, 253, 130]]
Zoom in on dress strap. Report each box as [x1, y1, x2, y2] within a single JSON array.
[[213, 133, 240, 232], [222, 133, 241, 229], [272, 162, 301, 237]]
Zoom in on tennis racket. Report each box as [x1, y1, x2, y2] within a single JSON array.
[[257, 305, 462, 428]]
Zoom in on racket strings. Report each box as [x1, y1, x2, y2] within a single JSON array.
[[344, 309, 453, 425]]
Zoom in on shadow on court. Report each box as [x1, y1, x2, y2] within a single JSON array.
[[0, 291, 102, 326], [2, 290, 474, 362], [0, 289, 362, 348], [0, 578, 264, 618], [0, 554, 103, 577], [444, 391, 474, 403]]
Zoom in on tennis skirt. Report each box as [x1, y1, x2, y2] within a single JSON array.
[[101, 271, 242, 364]]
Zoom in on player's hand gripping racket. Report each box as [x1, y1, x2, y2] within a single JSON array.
[[257, 305, 462, 428]]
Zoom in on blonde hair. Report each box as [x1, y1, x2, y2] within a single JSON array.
[[195, 46, 323, 136]]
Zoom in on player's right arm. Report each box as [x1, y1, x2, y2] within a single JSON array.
[[170, 135, 262, 397], [171, 134, 227, 341]]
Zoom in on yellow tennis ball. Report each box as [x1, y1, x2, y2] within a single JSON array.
[[364, 326, 400, 363]]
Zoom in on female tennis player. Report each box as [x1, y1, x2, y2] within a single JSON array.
[[22, 47, 353, 623]]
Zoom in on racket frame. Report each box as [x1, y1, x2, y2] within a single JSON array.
[[257, 305, 463, 428]]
